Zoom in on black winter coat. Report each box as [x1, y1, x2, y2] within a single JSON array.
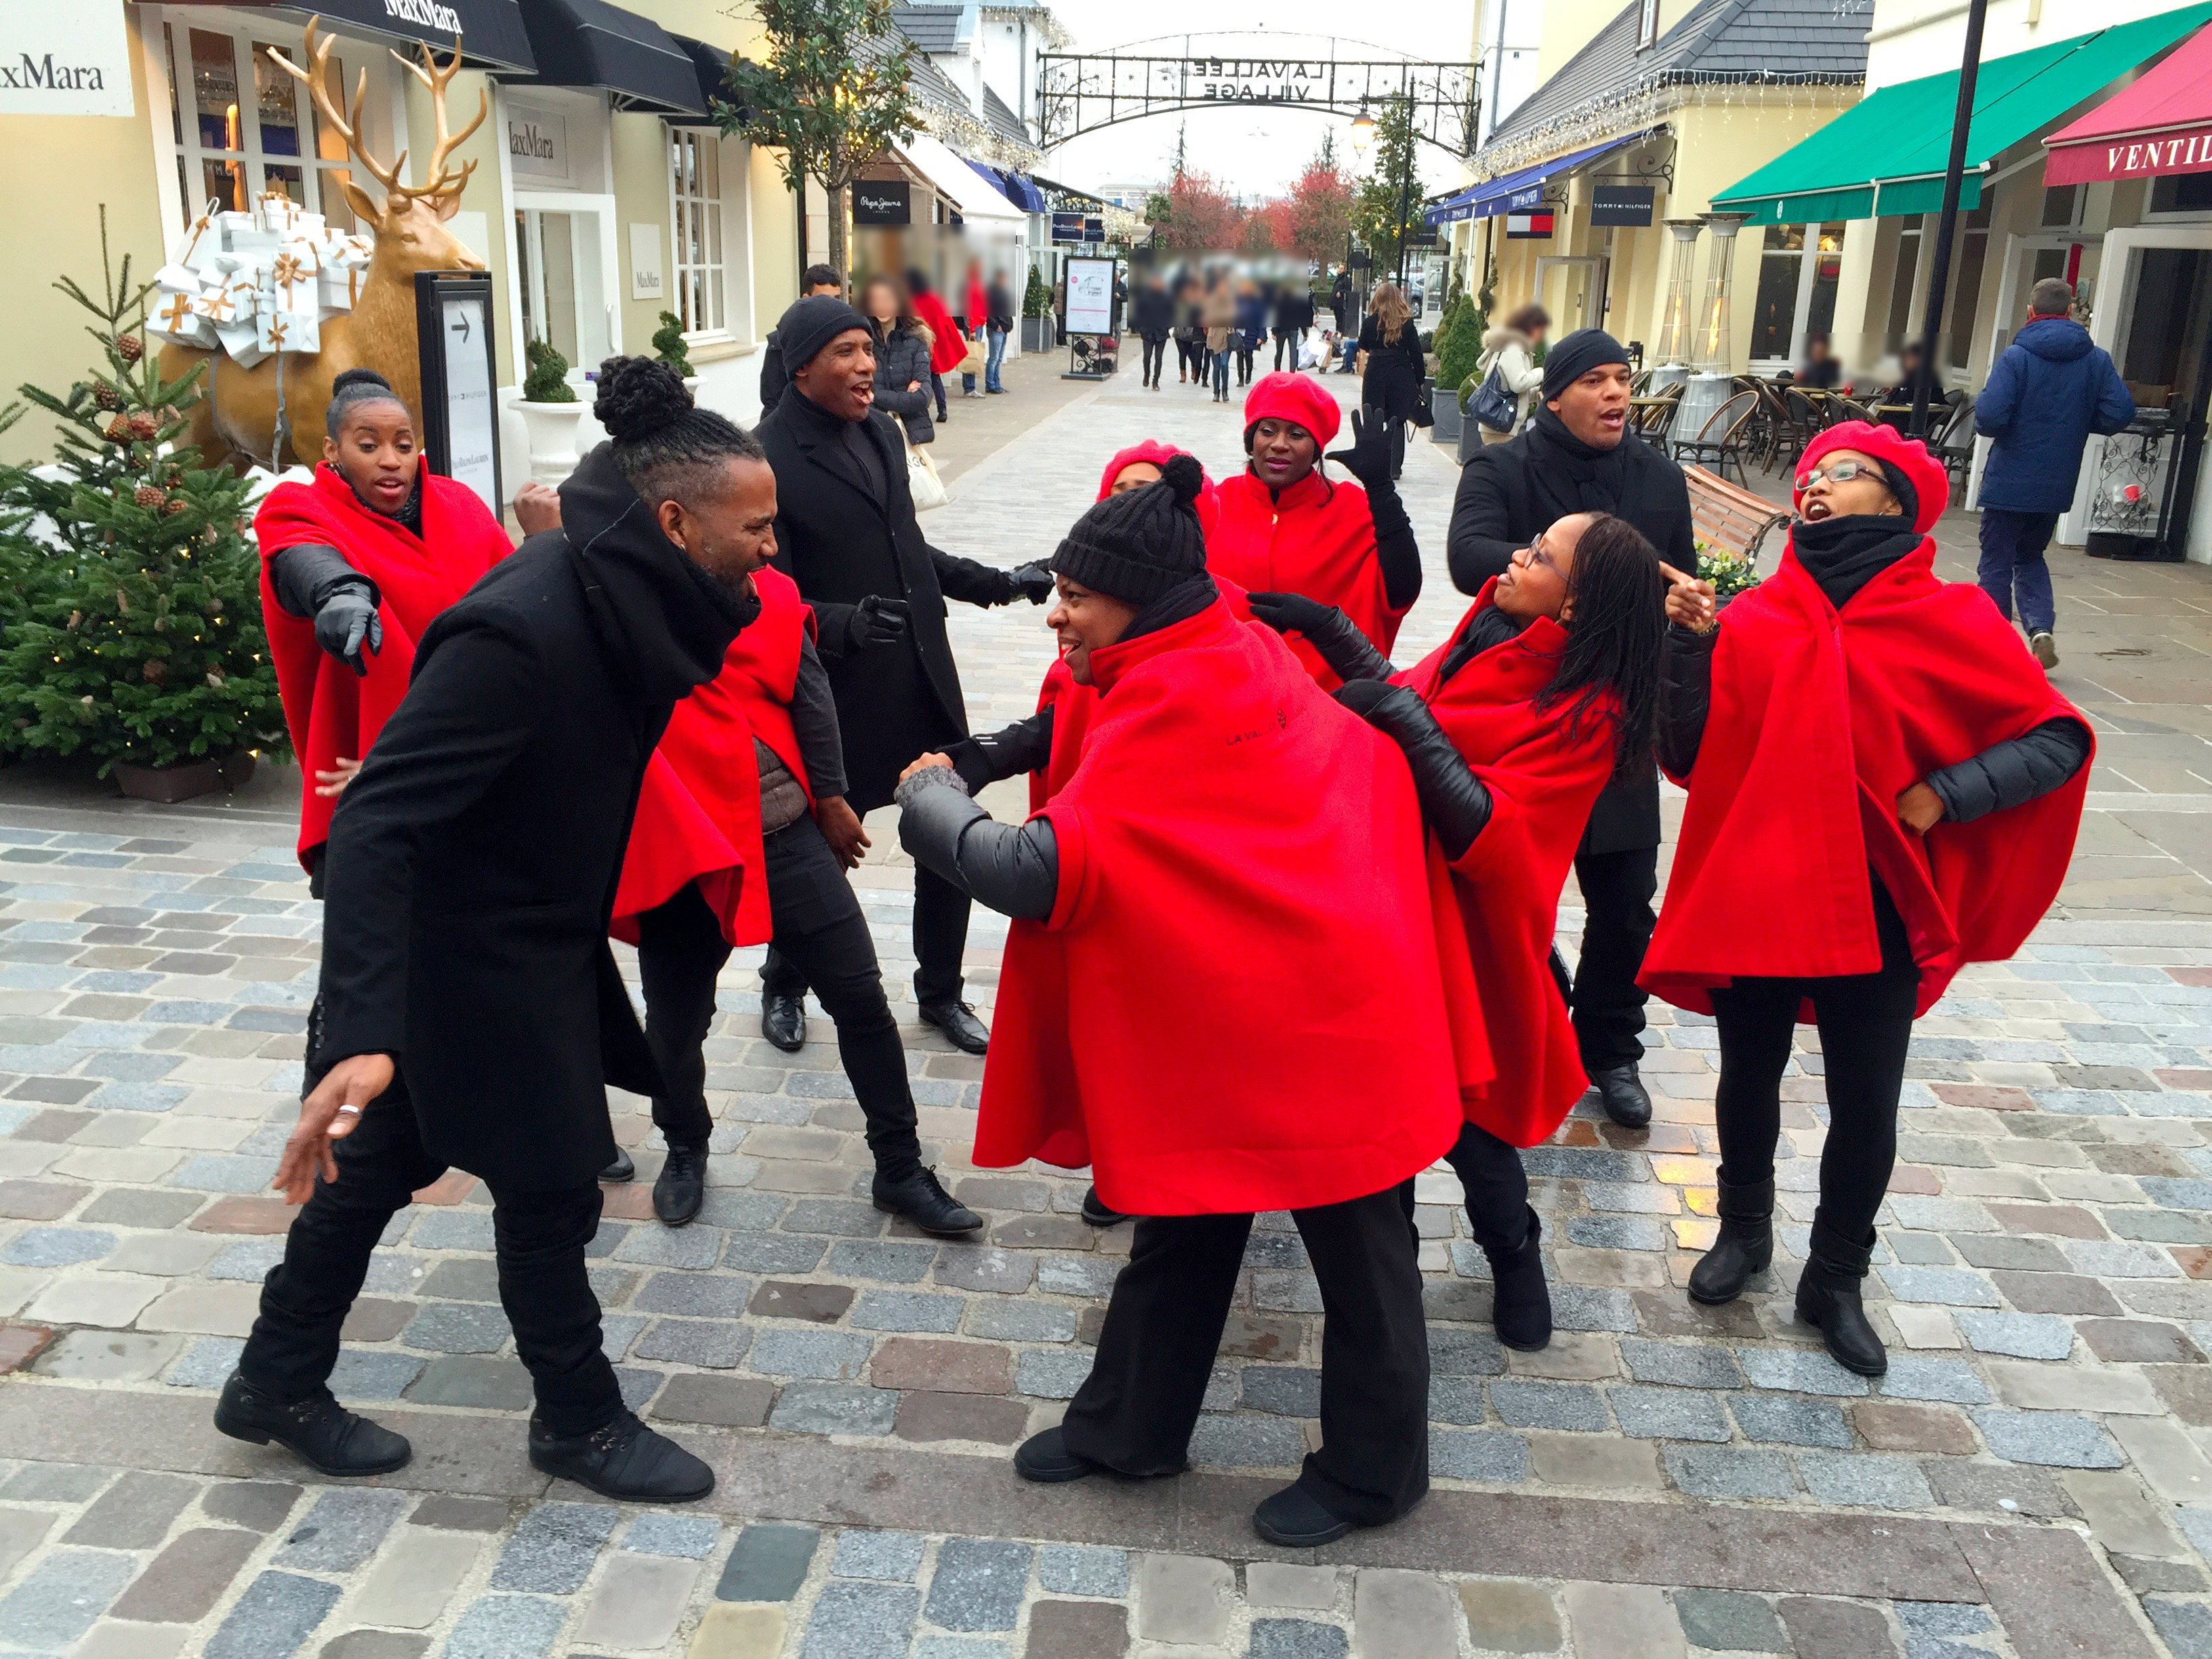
[[1130, 285, 1176, 341], [759, 388, 1021, 811], [870, 324, 936, 445], [314, 443, 752, 1190], [1447, 413, 1697, 853], [1359, 317, 1427, 423]]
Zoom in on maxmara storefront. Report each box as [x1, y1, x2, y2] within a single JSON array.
[[0, 0, 805, 480]]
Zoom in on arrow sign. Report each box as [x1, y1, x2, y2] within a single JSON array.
[[451, 310, 471, 343]]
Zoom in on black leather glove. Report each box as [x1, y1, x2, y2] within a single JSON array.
[[312, 582, 382, 678], [1334, 679, 1492, 861], [1326, 409, 1395, 493], [1007, 560, 1054, 605], [1246, 591, 1393, 684], [846, 594, 912, 651]]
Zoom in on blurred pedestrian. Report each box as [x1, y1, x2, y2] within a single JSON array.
[[1356, 282, 1425, 478], [985, 268, 1016, 395], [1203, 272, 1237, 403], [1234, 278, 1267, 388], [1475, 304, 1549, 445], [1131, 270, 1175, 389], [1273, 276, 1315, 371], [907, 268, 965, 424], [859, 273, 936, 448]]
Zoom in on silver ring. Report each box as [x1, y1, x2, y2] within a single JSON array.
[[335, 1105, 362, 1116]]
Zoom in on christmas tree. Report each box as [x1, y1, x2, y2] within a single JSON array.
[[651, 311, 693, 378], [0, 211, 289, 775]]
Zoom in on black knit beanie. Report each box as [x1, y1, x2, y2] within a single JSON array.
[[1541, 327, 1631, 401], [776, 295, 872, 375], [1049, 453, 1208, 605]]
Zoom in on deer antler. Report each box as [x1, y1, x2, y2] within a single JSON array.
[[266, 18, 409, 200], [392, 37, 487, 208]]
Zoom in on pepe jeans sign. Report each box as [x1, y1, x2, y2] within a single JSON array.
[[853, 181, 912, 226], [506, 108, 571, 182], [1187, 58, 1328, 104], [0, 1, 136, 117], [383, 0, 466, 31]]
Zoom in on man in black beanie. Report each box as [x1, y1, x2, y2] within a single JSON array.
[[1444, 327, 1694, 1129], [755, 295, 1052, 1058], [893, 454, 1456, 1552]]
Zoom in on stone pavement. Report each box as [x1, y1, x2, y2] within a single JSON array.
[[0, 349, 2207, 1655]]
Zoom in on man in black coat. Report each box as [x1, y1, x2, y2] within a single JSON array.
[[756, 296, 1052, 1056], [1446, 328, 1694, 1129], [1273, 280, 1315, 371], [758, 264, 846, 419], [217, 363, 764, 1501]]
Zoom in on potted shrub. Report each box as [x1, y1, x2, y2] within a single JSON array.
[[1427, 295, 1472, 446], [1697, 544, 1763, 607], [0, 219, 288, 802], [651, 310, 700, 396], [515, 336, 584, 484], [1021, 266, 1054, 354]]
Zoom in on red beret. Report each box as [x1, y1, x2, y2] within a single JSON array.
[[1242, 371, 1342, 449], [1097, 439, 1218, 538], [1798, 420, 1950, 536]]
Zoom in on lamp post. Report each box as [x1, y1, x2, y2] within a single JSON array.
[[1911, 0, 1990, 439]]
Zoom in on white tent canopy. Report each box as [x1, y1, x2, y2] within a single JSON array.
[[892, 131, 1026, 224]]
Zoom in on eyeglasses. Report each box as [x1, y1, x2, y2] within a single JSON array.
[[1519, 538, 1563, 575], [1797, 458, 1880, 490]]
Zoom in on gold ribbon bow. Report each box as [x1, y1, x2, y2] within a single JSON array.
[[157, 293, 194, 331], [271, 251, 305, 288]]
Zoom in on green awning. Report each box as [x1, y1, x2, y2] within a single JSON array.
[[1715, 1, 2212, 222]]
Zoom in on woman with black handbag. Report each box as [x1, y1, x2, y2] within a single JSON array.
[[1473, 305, 1549, 445]]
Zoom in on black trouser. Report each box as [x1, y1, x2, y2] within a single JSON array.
[[1177, 338, 1203, 379], [765, 834, 968, 1012], [1234, 342, 1256, 384], [1570, 843, 1658, 1072], [1711, 883, 1919, 1246], [238, 1074, 619, 1435], [930, 370, 948, 420], [1061, 1185, 1428, 1526], [668, 821, 923, 1177], [1141, 336, 1166, 385], [1274, 328, 1296, 370]]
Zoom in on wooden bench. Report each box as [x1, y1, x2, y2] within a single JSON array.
[[1685, 464, 1791, 565]]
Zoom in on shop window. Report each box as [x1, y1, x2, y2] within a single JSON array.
[[1748, 222, 1846, 364], [2041, 184, 2081, 228], [670, 129, 724, 335], [1945, 204, 1992, 370], [2150, 173, 2212, 215], [1637, 0, 1660, 49], [157, 9, 371, 232]]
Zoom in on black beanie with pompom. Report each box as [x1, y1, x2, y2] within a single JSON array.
[[1049, 453, 1209, 605]]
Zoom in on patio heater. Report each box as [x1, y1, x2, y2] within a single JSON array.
[[1650, 218, 1703, 396], [1677, 211, 1750, 444]]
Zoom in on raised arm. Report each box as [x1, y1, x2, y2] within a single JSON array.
[[894, 766, 1058, 919]]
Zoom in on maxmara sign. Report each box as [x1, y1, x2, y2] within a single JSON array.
[[0, 1, 136, 117], [382, 0, 468, 34]]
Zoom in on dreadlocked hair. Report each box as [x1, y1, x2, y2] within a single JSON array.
[[593, 355, 762, 510], [1532, 513, 1667, 780]]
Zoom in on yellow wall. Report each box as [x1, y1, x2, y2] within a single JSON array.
[[403, 67, 516, 385], [1537, 0, 1631, 79], [0, 4, 169, 466], [613, 110, 673, 360]]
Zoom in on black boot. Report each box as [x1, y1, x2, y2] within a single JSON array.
[[1483, 1207, 1551, 1351], [761, 992, 806, 1052], [1587, 1063, 1652, 1128], [1080, 1185, 1128, 1227], [1687, 1176, 1773, 1305], [1252, 1482, 1357, 1547], [920, 998, 989, 1054], [1014, 1426, 1101, 1483], [872, 1166, 982, 1235], [653, 1142, 707, 1227], [529, 1410, 714, 1501], [215, 1373, 411, 1476], [598, 1147, 635, 1183], [1797, 1213, 1887, 1376]]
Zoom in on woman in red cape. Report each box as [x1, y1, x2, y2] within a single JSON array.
[[905, 268, 965, 426], [897, 456, 1485, 1552], [1253, 512, 1668, 1355], [1647, 422, 2091, 1378], [1208, 373, 1421, 687], [253, 370, 517, 882]]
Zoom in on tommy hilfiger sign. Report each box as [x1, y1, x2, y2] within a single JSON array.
[[0, 1, 135, 117]]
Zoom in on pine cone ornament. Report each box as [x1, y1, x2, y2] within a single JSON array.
[[104, 414, 132, 444], [163, 498, 188, 517], [127, 412, 159, 442], [140, 658, 169, 685], [134, 485, 167, 512], [92, 384, 122, 411], [117, 333, 144, 363]]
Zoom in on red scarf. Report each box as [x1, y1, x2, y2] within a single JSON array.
[[977, 597, 1487, 1215], [1208, 468, 1405, 687], [912, 291, 968, 375], [613, 567, 813, 947], [254, 464, 511, 867], [1643, 540, 2089, 1017], [1406, 585, 1620, 1147]]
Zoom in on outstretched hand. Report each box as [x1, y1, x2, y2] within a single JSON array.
[[1658, 562, 1718, 634], [1246, 590, 1339, 640], [1326, 410, 1393, 491], [1008, 561, 1054, 605], [272, 1052, 392, 1205]]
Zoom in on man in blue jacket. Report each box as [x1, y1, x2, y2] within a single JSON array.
[[1974, 277, 2133, 670]]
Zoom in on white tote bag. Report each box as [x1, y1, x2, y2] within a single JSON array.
[[903, 425, 947, 512]]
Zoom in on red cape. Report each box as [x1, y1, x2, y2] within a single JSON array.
[[613, 567, 813, 948], [1643, 539, 2089, 1018], [912, 291, 968, 375], [254, 464, 511, 867], [1208, 468, 1406, 687], [977, 596, 1488, 1216], [1407, 586, 1620, 1147]]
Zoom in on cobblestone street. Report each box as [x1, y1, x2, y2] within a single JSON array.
[[1, 350, 2211, 1656]]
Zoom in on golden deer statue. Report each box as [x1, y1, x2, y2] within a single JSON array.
[[163, 17, 487, 471]]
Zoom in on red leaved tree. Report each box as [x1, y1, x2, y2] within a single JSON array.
[[1158, 169, 1244, 252], [1282, 157, 1356, 268]]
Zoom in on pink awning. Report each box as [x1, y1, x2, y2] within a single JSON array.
[[2045, 22, 2212, 184]]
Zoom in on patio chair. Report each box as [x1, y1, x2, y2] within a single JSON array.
[[1672, 388, 1761, 485], [1937, 397, 1978, 502], [1631, 382, 1683, 449]]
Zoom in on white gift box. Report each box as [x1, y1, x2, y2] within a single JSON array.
[[216, 268, 263, 322], [268, 243, 320, 315], [257, 307, 318, 356], [146, 287, 217, 350], [226, 228, 280, 261], [319, 267, 364, 310], [191, 288, 240, 328], [152, 263, 209, 300], [171, 203, 227, 276], [215, 316, 265, 368]]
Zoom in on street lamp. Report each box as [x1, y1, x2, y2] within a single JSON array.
[[1349, 101, 1374, 157]]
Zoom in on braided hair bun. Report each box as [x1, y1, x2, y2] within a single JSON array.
[[325, 367, 407, 432], [331, 367, 395, 397], [1160, 452, 1205, 505], [592, 355, 694, 445]]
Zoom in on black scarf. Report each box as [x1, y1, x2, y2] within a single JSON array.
[[1790, 514, 1919, 611], [1523, 407, 1631, 525], [1439, 600, 1529, 684], [788, 386, 886, 504], [1118, 574, 1221, 646]]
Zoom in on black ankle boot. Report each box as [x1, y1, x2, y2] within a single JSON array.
[[653, 1142, 707, 1227], [1483, 1208, 1551, 1351], [1797, 1213, 1886, 1376], [215, 1373, 411, 1476], [529, 1410, 714, 1501], [1687, 1176, 1773, 1305]]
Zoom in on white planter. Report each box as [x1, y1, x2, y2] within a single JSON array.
[[514, 400, 586, 485], [682, 376, 701, 398]]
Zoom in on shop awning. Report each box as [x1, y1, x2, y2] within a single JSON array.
[[2045, 22, 2212, 184], [665, 35, 749, 128], [165, 0, 536, 73], [1427, 131, 1655, 225], [1000, 171, 1050, 214], [1714, 2, 2212, 224], [510, 0, 704, 115], [894, 132, 1025, 223]]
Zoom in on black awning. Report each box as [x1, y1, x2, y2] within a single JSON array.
[[508, 0, 704, 115], [167, 1, 537, 75], [666, 35, 750, 129]]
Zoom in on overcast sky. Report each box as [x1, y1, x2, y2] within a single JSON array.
[[1040, 12, 1480, 203]]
